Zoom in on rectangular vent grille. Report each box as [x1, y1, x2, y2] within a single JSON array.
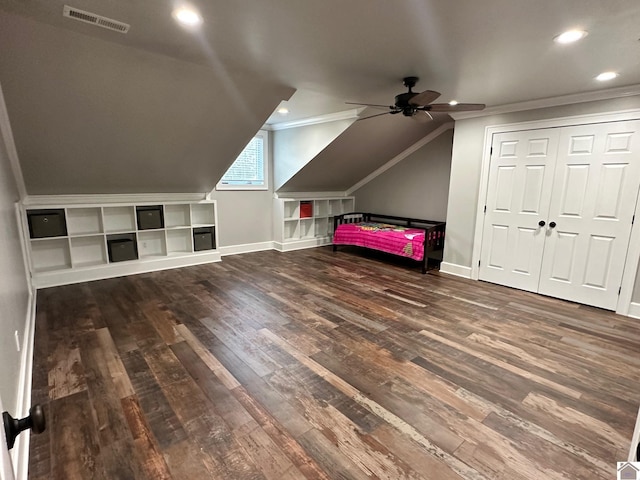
[[63, 5, 130, 33]]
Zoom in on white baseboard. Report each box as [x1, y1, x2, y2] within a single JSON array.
[[10, 291, 37, 480], [273, 237, 331, 252], [628, 302, 640, 319], [219, 241, 274, 257], [439, 262, 472, 279]]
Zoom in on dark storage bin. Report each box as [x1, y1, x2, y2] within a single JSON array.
[[27, 209, 67, 238], [136, 206, 164, 230], [107, 238, 138, 262], [193, 227, 215, 251]]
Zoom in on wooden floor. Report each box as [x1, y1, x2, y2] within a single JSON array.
[[28, 246, 640, 479]]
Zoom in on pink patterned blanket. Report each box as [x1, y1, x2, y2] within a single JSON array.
[[333, 222, 425, 261]]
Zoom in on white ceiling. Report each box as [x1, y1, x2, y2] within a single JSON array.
[[2, 0, 640, 122]]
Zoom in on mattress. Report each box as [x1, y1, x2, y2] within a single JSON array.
[[333, 222, 425, 261]]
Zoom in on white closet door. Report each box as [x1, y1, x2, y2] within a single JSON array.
[[538, 120, 640, 310], [479, 129, 559, 291]]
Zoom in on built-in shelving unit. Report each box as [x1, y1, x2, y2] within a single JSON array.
[[274, 195, 355, 251], [22, 200, 219, 287]]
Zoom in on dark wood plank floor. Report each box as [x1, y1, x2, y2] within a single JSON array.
[[28, 246, 640, 479]]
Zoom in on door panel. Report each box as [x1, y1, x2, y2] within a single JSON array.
[[479, 129, 559, 291], [538, 120, 640, 309]]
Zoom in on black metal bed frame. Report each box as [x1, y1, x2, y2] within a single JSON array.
[[332, 212, 446, 274]]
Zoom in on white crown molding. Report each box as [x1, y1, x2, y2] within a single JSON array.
[[346, 122, 454, 195], [451, 84, 640, 120], [0, 82, 27, 201], [266, 108, 362, 131], [23, 192, 208, 206]]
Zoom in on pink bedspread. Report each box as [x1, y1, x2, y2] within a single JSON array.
[[333, 222, 425, 261]]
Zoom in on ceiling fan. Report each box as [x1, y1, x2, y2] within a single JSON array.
[[346, 77, 485, 122]]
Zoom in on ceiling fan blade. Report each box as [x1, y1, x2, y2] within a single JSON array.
[[426, 103, 486, 112], [411, 110, 433, 123], [408, 90, 441, 106], [357, 111, 392, 121], [345, 102, 394, 108]]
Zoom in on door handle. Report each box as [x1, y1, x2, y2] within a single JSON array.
[[3, 404, 46, 450], [549, 221, 557, 228], [538, 220, 546, 227]]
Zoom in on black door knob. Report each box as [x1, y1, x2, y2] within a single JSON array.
[[3, 404, 46, 450], [538, 220, 546, 227], [549, 221, 557, 228]]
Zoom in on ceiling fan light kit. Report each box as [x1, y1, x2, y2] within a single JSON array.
[[348, 77, 485, 121]]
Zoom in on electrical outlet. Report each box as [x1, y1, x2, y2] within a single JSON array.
[[14, 330, 21, 352], [142, 242, 148, 250]]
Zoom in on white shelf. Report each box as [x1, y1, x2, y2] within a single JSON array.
[[138, 231, 167, 258], [191, 203, 215, 225], [31, 238, 72, 272], [66, 207, 103, 235], [165, 204, 191, 228], [103, 206, 136, 232], [24, 200, 220, 287], [70, 235, 107, 267], [275, 195, 354, 249]]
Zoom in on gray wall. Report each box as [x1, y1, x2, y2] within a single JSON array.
[[0, 89, 30, 413], [273, 118, 355, 191], [353, 128, 453, 221], [444, 95, 640, 300]]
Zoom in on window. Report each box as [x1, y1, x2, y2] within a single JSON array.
[[216, 130, 269, 190]]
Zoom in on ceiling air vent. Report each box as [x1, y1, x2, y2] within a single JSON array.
[[63, 5, 130, 33]]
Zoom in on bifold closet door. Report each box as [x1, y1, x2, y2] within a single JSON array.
[[537, 120, 640, 310], [479, 129, 560, 291]]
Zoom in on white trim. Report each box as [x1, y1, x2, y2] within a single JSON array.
[[274, 191, 349, 200], [0, 82, 27, 201], [32, 252, 222, 288], [219, 241, 274, 257], [268, 109, 361, 131], [23, 192, 206, 206], [439, 262, 472, 279], [346, 122, 454, 195], [274, 237, 331, 252], [470, 109, 640, 317], [10, 292, 37, 480], [451, 84, 640, 120], [216, 130, 270, 192], [629, 406, 640, 462], [628, 302, 640, 320]]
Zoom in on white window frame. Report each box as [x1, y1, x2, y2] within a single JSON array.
[[216, 130, 269, 191]]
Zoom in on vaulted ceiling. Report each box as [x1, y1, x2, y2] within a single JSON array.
[[1, 1, 639, 194]]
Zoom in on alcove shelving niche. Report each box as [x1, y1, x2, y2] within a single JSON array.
[[22, 199, 219, 288], [273, 194, 355, 251]]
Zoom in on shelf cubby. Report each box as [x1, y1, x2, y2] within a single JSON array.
[[300, 218, 314, 238], [70, 236, 108, 268], [66, 208, 103, 236], [31, 238, 71, 272], [103, 206, 136, 233], [284, 201, 300, 220], [166, 228, 193, 254], [191, 203, 216, 226], [138, 230, 167, 258], [164, 204, 191, 228]]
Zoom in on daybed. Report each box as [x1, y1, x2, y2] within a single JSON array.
[[332, 212, 445, 274]]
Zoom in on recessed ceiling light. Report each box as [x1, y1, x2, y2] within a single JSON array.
[[596, 71, 618, 81], [173, 6, 202, 27], [554, 29, 588, 44], [448, 100, 458, 106], [277, 107, 289, 115]]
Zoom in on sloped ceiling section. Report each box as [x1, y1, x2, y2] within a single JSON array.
[[273, 117, 356, 191], [278, 109, 450, 192], [0, 11, 294, 194]]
